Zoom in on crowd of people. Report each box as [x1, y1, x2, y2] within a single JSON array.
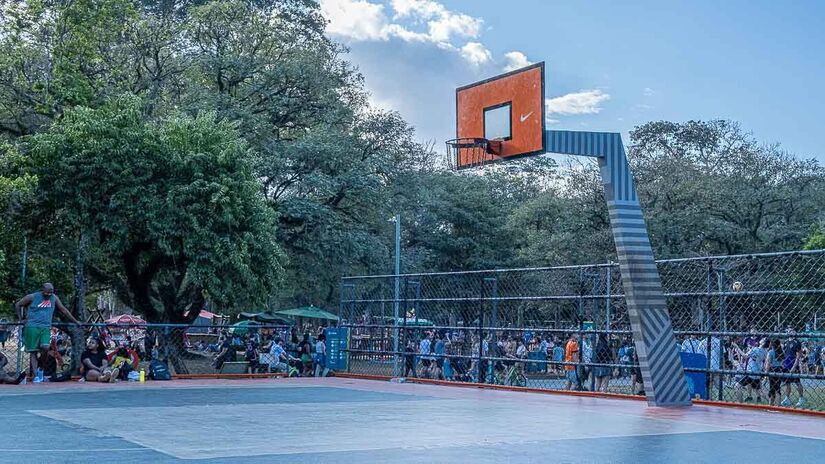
[[206, 325, 330, 377], [396, 329, 644, 394], [390, 325, 823, 405], [682, 327, 824, 407], [1, 281, 335, 384]]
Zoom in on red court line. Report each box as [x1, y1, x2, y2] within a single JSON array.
[[692, 398, 825, 418], [173, 373, 287, 380], [335, 372, 825, 418]]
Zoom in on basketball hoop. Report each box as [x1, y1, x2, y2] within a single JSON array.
[[445, 137, 502, 170]]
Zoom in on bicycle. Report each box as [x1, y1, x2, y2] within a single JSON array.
[[494, 362, 527, 387]]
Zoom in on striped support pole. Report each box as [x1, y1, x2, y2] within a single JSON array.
[[546, 130, 691, 407]]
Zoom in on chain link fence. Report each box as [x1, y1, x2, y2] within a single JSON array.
[[0, 321, 330, 382], [340, 249, 825, 411]]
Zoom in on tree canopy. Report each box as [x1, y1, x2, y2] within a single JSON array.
[[0, 1, 822, 320]]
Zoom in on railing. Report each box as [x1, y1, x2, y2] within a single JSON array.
[[339, 249, 825, 411]]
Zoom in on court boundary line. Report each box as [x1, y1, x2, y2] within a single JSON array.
[[334, 372, 825, 418]]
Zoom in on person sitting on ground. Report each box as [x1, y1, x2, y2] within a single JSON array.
[[81, 337, 118, 382], [0, 351, 27, 384], [111, 345, 136, 381], [42, 335, 73, 382]]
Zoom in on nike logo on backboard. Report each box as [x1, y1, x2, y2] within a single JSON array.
[[519, 112, 534, 122]]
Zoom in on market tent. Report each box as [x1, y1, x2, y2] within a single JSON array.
[[274, 306, 339, 321], [238, 311, 294, 325], [188, 310, 217, 333]]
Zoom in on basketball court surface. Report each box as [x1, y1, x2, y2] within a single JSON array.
[[1, 378, 822, 463]]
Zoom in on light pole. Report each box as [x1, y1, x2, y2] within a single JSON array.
[[389, 214, 401, 377]]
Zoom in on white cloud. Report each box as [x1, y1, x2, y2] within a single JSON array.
[[502, 51, 531, 72], [391, 0, 444, 19], [643, 87, 655, 97], [460, 42, 492, 66], [321, 0, 389, 41], [321, 0, 485, 65], [383, 23, 430, 42], [545, 90, 611, 115], [427, 12, 482, 43]]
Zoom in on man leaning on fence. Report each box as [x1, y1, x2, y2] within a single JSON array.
[[15, 283, 81, 383]]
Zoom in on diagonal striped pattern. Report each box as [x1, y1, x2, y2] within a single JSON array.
[[546, 129, 690, 406]]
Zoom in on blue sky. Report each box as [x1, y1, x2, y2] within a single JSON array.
[[321, 0, 825, 161]]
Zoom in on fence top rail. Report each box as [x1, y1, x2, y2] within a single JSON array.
[[27, 322, 295, 330], [341, 248, 825, 280]]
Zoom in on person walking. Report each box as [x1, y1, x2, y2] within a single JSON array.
[[15, 283, 80, 383], [564, 333, 580, 390]]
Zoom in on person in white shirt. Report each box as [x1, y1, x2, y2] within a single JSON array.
[[269, 338, 296, 373], [314, 334, 328, 377], [698, 334, 723, 388], [681, 335, 701, 354], [419, 332, 433, 378], [516, 339, 528, 377]]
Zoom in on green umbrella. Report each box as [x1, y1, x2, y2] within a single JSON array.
[[230, 320, 260, 336], [238, 311, 294, 325], [274, 305, 339, 321]]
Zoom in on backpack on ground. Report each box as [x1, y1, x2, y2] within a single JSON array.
[[149, 359, 171, 380]]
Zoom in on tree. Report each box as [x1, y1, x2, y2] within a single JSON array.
[[630, 120, 824, 256], [29, 97, 284, 323]]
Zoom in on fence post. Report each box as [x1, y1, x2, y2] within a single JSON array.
[[705, 331, 712, 400], [718, 341, 725, 401], [605, 265, 612, 332], [16, 325, 23, 376], [477, 305, 484, 384], [705, 260, 713, 399], [717, 269, 727, 332], [163, 326, 170, 360]]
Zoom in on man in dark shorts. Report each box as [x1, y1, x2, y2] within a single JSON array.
[[780, 329, 805, 407], [15, 283, 80, 383]]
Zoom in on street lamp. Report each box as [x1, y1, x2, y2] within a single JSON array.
[[388, 214, 401, 377]]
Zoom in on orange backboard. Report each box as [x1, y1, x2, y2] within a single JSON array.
[[455, 62, 545, 168]]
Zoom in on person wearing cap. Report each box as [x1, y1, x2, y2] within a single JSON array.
[[15, 283, 81, 383]]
